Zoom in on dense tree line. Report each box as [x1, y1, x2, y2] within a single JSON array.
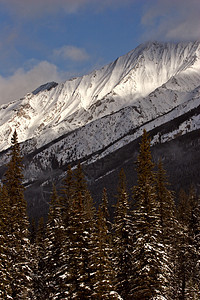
[[0, 129, 199, 299]]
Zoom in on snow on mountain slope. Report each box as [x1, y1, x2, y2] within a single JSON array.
[[0, 41, 200, 153], [18, 88, 199, 181]]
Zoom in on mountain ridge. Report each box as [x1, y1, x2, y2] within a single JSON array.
[[0, 40, 200, 153]]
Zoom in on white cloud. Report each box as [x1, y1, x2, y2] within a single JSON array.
[[141, 0, 200, 41], [53, 45, 89, 62], [0, 61, 64, 105]]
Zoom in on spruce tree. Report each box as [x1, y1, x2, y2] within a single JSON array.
[[43, 184, 68, 299], [66, 163, 96, 299], [186, 186, 200, 298], [0, 185, 12, 299], [192, 195, 200, 298], [60, 164, 75, 226], [92, 188, 117, 299], [67, 191, 93, 299], [131, 129, 169, 299], [2, 130, 33, 299], [113, 169, 133, 299], [176, 187, 200, 299], [155, 159, 177, 298], [100, 187, 112, 231], [33, 217, 47, 300], [176, 189, 191, 299], [155, 160, 176, 242], [59, 164, 77, 297]]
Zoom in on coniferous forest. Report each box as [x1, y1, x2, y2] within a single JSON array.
[[0, 130, 200, 299]]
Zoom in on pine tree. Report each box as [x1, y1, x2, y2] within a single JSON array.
[[60, 164, 75, 226], [155, 160, 176, 242], [73, 162, 89, 200], [187, 186, 200, 299], [2, 130, 33, 299], [29, 218, 37, 245], [58, 164, 77, 297], [67, 191, 92, 299], [66, 163, 96, 299], [33, 217, 47, 300], [192, 195, 200, 298], [176, 187, 200, 299], [155, 159, 177, 298], [176, 189, 191, 300], [100, 187, 112, 231], [43, 184, 68, 299], [0, 185, 12, 299], [92, 188, 117, 299], [131, 129, 169, 299], [113, 169, 133, 299]]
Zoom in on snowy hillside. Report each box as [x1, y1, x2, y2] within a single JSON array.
[[0, 41, 200, 153]]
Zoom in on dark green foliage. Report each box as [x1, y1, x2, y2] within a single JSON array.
[[43, 184, 68, 299], [33, 217, 47, 299], [156, 159, 176, 243], [0, 185, 12, 298], [176, 187, 200, 299], [155, 160, 178, 298], [92, 189, 117, 299], [193, 195, 200, 297], [0, 129, 199, 299], [186, 187, 200, 298], [113, 169, 133, 299], [60, 164, 75, 226], [65, 163, 96, 299], [4, 130, 24, 199], [29, 218, 37, 244], [131, 129, 170, 299], [1, 130, 34, 299]]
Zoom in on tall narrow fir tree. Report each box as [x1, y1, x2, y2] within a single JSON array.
[[3, 130, 33, 298], [131, 129, 169, 299]]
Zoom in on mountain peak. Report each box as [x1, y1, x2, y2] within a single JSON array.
[[0, 41, 200, 152], [32, 82, 58, 95]]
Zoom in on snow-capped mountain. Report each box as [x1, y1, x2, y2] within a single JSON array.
[[0, 41, 200, 218], [0, 41, 200, 153]]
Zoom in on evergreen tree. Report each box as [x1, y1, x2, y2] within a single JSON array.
[[92, 188, 117, 299], [176, 189, 189, 299], [67, 191, 92, 299], [113, 169, 133, 299], [29, 218, 37, 245], [59, 164, 77, 297], [192, 195, 200, 298], [187, 187, 200, 298], [0, 185, 12, 299], [43, 184, 68, 299], [176, 189, 190, 299], [33, 217, 47, 300], [66, 163, 96, 299], [100, 187, 112, 231], [73, 162, 89, 201], [131, 129, 169, 299], [2, 130, 33, 299], [176, 187, 200, 299], [60, 164, 75, 226], [155, 160, 176, 242], [155, 159, 177, 298]]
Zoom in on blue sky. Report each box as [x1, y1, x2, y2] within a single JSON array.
[[0, 0, 200, 105]]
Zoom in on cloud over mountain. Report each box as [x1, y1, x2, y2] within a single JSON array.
[[0, 61, 63, 105]]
